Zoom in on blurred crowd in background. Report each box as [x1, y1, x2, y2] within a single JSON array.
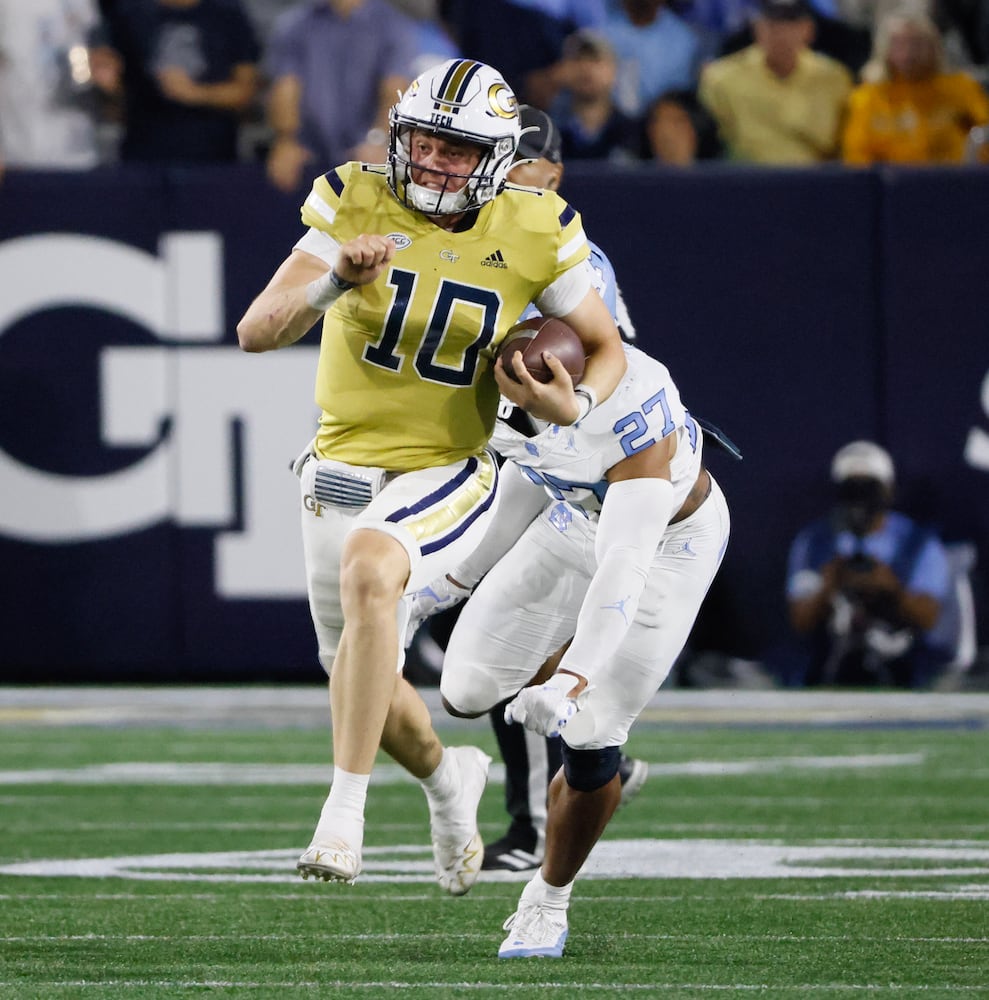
[[2, 0, 989, 186], [1, 0, 985, 693]]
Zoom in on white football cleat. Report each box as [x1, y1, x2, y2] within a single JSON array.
[[498, 901, 569, 959], [429, 745, 491, 896], [296, 841, 361, 885]]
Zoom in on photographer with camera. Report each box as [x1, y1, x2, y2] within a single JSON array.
[[785, 441, 953, 688]]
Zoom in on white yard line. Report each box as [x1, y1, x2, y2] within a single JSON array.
[[1, 687, 988, 729], [0, 753, 925, 786], [3, 840, 989, 883], [4, 932, 988, 944]]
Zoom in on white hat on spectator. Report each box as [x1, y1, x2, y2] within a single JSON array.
[[830, 440, 895, 485]]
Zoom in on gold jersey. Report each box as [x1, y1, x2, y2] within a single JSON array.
[[300, 163, 589, 470]]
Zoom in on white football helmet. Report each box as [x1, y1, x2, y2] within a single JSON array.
[[388, 59, 520, 215]]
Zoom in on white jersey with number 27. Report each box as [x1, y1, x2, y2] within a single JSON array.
[[492, 344, 703, 519]]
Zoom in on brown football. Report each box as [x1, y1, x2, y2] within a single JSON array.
[[498, 317, 586, 386]]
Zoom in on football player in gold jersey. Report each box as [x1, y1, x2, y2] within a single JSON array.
[[237, 58, 626, 893]]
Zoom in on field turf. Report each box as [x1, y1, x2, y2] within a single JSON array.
[[1, 687, 987, 998]]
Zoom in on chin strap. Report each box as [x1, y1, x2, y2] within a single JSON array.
[[406, 178, 470, 216]]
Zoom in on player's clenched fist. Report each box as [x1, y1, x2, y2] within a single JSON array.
[[335, 234, 396, 286]]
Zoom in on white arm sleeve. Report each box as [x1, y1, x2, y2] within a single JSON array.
[[293, 228, 341, 268], [559, 478, 675, 683], [453, 463, 549, 588], [533, 263, 593, 317]]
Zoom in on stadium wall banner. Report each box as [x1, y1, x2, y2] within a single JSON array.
[[0, 166, 986, 680]]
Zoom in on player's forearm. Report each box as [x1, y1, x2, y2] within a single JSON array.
[[579, 337, 626, 410], [237, 286, 323, 352], [558, 478, 674, 683], [559, 545, 649, 684]]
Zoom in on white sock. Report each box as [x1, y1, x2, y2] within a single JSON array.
[[522, 869, 573, 910], [311, 768, 368, 847], [421, 747, 457, 806]]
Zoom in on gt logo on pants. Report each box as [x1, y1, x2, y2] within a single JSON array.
[[303, 495, 327, 518]]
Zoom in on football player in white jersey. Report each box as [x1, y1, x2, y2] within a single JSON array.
[[236, 59, 627, 894], [406, 105, 648, 875], [437, 344, 731, 957]]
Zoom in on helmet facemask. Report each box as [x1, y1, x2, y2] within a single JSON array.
[[386, 59, 520, 216], [390, 123, 515, 215]]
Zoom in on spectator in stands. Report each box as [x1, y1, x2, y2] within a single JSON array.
[[0, 0, 121, 174], [104, 0, 260, 165], [442, 0, 607, 104], [665, 0, 756, 61], [405, 1, 461, 77], [842, 9, 989, 165], [549, 28, 642, 161], [784, 441, 953, 689], [240, 0, 296, 42], [830, 0, 988, 71], [264, 0, 418, 193], [640, 88, 724, 163], [709, 0, 872, 73], [698, 0, 852, 164], [602, 0, 704, 119]]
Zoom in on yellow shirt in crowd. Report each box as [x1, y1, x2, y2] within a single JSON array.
[[699, 45, 853, 164], [842, 73, 989, 165]]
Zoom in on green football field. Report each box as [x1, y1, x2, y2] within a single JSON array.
[[1, 687, 988, 998]]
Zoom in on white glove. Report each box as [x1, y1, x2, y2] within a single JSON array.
[[404, 575, 472, 648], [504, 673, 589, 738]]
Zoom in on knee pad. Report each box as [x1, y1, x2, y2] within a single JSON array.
[[561, 744, 621, 792], [439, 665, 501, 717]]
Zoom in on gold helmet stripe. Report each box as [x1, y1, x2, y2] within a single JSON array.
[[435, 59, 483, 108]]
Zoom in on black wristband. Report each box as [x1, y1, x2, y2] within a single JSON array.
[[329, 270, 355, 291]]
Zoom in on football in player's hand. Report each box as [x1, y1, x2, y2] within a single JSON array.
[[498, 317, 586, 386]]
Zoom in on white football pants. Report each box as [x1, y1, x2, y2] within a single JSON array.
[[442, 475, 730, 749], [299, 450, 500, 675]]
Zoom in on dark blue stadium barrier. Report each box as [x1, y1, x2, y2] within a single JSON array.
[[0, 164, 986, 681]]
